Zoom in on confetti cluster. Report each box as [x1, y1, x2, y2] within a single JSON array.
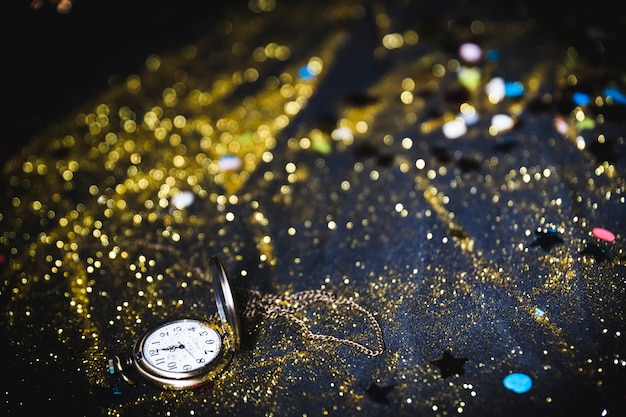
[[1, 1, 625, 417]]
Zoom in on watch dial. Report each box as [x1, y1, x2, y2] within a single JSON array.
[[141, 319, 222, 373]]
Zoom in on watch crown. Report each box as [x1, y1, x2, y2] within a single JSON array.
[[107, 355, 137, 385]]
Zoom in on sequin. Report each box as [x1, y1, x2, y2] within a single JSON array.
[[217, 155, 242, 171], [458, 67, 481, 91], [572, 92, 591, 106], [485, 77, 504, 102], [459, 42, 482, 63], [592, 227, 616, 243], [442, 117, 467, 139], [490, 114, 514, 133], [504, 81, 524, 98], [503, 373, 532, 393], [604, 87, 626, 104], [298, 65, 316, 80]]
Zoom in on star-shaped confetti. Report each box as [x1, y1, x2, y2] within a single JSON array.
[[431, 145, 453, 164], [431, 349, 468, 378], [493, 135, 518, 152], [457, 156, 481, 173], [580, 242, 611, 262], [343, 91, 379, 107], [352, 142, 394, 167], [530, 225, 564, 252], [365, 382, 395, 404], [449, 227, 469, 240], [586, 135, 620, 164]]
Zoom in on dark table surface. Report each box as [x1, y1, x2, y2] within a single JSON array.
[[2, 1, 625, 416]]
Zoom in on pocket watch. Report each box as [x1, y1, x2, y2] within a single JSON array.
[[108, 255, 241, 390]]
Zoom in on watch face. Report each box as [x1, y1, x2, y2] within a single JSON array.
[[138, 318, 222, 375]]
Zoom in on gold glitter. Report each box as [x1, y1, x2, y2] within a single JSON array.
[[4, 1, 626, 416]]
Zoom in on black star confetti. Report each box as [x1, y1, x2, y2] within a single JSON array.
[[493, 135, 518, 152], [343, 91, 379, 107], [580, 242, 611, 262], [530, 225, 564, 252], [457, 156, 481, 173], [352, 142, 394, 167], [431, 145, 453, 164], [365, 382, 395, 404], [586, 135, 621, 164], [449, 227, 469, 240], [430, 350, 468, 378]]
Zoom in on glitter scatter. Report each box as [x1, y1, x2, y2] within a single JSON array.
[[3, 1, 626, 416], [503, 373, 532, 394]]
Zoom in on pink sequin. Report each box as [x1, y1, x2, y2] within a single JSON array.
[[592, 227, 616, 242]]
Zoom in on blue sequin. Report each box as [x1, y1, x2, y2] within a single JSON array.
[[604, 87, 626, 105], [298, 65, 316, 80], [503, 373, 532, 393], [572, 92, 591, 106], [486, 49, 499, 61], [504, 81, 524, 97]]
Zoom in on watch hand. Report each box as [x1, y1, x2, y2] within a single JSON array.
[[157, 344, 184, 352], [178, 341, 197, 360]]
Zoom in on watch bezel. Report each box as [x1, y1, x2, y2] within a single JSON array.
[[209, 256, 241, 349], [133, 317, 235, 390]]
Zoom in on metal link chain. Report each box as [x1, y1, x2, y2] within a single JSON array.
[[89, 240, 385, 356], [241, 289, 385, 356]]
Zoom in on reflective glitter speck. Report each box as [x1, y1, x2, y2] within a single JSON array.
[[170, 191, 195, 209]]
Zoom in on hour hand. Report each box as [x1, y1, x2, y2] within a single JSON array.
[[158, 344, 184, 352]]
